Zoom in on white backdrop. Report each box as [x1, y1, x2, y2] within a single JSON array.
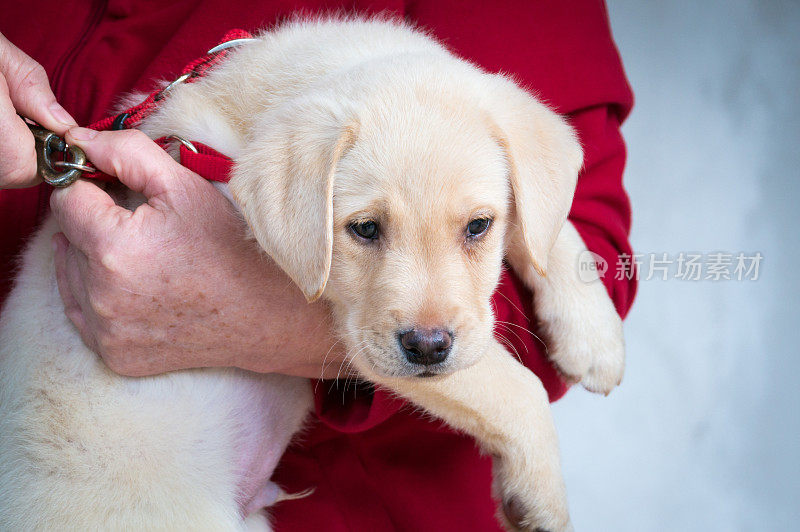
[[553, 1, 800, 530]]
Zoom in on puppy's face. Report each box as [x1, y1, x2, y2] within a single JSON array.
[[231, 68, 581, 381], [325, 107, 510, 377]]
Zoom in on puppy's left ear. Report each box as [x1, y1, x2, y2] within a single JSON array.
[[229, 96, 357, 302], [485, 76, 583, 276]]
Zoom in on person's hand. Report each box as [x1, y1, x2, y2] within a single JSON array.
[[0, 32, 77, 188], [50, 127, 348, 379]]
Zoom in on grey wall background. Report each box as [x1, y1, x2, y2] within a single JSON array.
[[553, 1, 800, 530]]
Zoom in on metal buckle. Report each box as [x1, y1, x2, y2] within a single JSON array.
[[26, 120, 95, 187]]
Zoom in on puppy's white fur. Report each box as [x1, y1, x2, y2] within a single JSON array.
[[0, 18, 625, 531]]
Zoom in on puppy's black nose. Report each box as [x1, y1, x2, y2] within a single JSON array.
[[398, 328, 452, 366]]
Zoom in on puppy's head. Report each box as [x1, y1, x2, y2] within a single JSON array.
[[231, 65, 581, 378]]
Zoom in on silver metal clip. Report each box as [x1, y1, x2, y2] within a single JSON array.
[[25, 120, 94, 187]]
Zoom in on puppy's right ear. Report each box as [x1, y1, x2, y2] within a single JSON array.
[[229, 97, 357, 302]]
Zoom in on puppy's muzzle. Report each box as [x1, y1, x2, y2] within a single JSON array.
[[397, 328, 453, 367]]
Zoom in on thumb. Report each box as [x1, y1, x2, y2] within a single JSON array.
[[65, 127, 190, 200]]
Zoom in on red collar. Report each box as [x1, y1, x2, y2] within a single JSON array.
[[176, 142, 234, 184], [82, 29, 251, 184]]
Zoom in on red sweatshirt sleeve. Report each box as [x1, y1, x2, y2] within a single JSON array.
[[314, 0, 637, 431]]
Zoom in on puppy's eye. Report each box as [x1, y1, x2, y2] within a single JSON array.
[[466, 218, 492, 238], [350, 220, 379, 241]]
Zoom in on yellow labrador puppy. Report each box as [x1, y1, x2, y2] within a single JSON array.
[[0, 18, 624, 532]]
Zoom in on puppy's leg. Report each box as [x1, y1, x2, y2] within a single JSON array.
[[507, 221, 625, 395], [362, 341, 571, 532]]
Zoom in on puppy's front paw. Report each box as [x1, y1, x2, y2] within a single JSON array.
[[542, 294, 625, 396], [491, 453, 572, 532]]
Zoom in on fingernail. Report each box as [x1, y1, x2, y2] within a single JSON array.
[[69, 127, 98, 141], [49, 102, 77, 126]]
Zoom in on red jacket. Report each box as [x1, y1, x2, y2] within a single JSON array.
[[0, 1, 635, 530]]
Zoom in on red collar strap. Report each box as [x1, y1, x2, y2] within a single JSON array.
[[177, 142, 234, 183], [82, 29, 251, 184]]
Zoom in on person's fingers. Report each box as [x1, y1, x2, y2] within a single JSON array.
[[65, 128, 189, 199], [50, 179, 129, 253], [0, 33, 77, 188], [0, 73, 38, 188], [52, 232, 89, 338], [0, 33, 77, 133]]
